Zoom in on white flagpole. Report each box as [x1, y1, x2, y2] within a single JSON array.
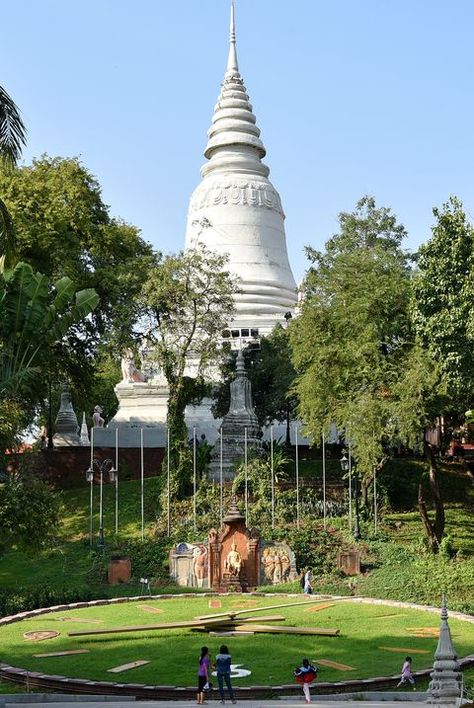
[[219, 429, 223, 527], [167, 426, 171, 537], [270, 425, 275, 530], [193, 426, 197, 533], [140, 428, 144, 541], [295, 426, 300, 529], [348, 439, 352, 533], [322, 433, 327, 529], [115, 427, 119, 534], [374, 467, 378, 535], [244, 427, 248, 526]]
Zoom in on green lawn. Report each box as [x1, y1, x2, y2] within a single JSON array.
[[1, 597, 473, 687]]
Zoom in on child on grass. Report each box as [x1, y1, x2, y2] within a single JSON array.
[[396, 656, 416, 690], [197, 646, 210, 704], [294, 658, 317, 703]]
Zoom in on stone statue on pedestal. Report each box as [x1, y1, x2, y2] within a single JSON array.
[[92, 405, 104, 428], [224, 541, 242, 576]]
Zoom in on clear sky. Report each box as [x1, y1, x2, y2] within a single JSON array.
[[3, 0, 474, 282]]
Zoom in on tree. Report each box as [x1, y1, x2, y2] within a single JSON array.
[[213, 324, 297, 445], [0, 155, 158, 419], [412, 196, 474, 415], [0, 470, 60, 554], [0, 261, 99, 454], [291, 196, 447, 549], [291, 196, 412, 476], [0, 156, 156, 354], [141, 245, 238, 496], [409, 196, 474, 550]]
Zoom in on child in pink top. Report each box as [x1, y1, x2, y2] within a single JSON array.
[[197, 646, 210, 704], [396, 656, 416, 689]]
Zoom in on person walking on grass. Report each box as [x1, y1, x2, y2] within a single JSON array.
[[294, 658, 317, 703], [216, 644, 236, 704], [197, 645, 210, 704], [396, 656, 416, 690], [303, 568, 313, 594]]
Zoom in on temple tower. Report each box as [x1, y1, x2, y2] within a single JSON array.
[[185, 2, 297, 346], [107, 2, 296, 445]]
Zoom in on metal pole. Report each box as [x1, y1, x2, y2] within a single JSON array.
[[270, 425, 275, 530], [90, 425, 94, 469], [322, 433, 327, 529], [193, 426, 197, 533], [244, 427, 248, 526], [167, 426, 171, 537], [354, 469, 361, 540], [98, 465, 104, 548], [348, 440, 352, 533], [219, 428, 223, 527], [115, 428, 119, 534], [374, 467, 377, 535], [140, 428, 144, 541], [295, 426, 300, 529], [89, 470, 93, 546], [47, 379, 54, 449]]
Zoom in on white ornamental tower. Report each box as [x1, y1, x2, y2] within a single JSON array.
[[185, 2, 297, 344]]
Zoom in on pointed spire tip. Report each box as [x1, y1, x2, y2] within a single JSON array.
[[226, 0, 239, 74]]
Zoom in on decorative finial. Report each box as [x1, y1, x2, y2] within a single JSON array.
[[441, 592, 448, 621], [226, 0, 239, 75], [236, 348, 245, 375]]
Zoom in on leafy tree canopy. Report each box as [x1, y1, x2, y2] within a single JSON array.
[[412, 196, 474, 414], [0, 155, 157, 353], [291, 196, 420, 476], [141, 245, 238, 497]]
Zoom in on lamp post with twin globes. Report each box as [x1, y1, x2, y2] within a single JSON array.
[[85, 458, 116, 548]]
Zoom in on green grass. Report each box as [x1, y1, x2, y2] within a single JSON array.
[[0, 597, 473, 687], [0, 477, 162, 592]]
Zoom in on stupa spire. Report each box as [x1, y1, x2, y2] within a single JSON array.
[[202, 0, 267, 174], [226, 1, 238, 75]]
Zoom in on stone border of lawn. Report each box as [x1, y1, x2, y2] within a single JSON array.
[[1, 593, 473, 699]]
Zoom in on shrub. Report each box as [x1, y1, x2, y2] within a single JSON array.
[[0, 584, 102, 617], [108, 538, 170, 582]]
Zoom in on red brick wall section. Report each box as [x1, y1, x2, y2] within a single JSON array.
[[6, 448, 165, 489]]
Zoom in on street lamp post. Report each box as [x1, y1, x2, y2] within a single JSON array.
[[340, 452, 361, 540], [85, 458, 116, 549]]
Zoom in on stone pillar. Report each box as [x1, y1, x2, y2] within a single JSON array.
[[427, 594, 461, 705]]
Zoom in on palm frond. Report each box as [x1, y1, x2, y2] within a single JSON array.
[[0, 85, 27, 166], [0, 196, 18, 267]]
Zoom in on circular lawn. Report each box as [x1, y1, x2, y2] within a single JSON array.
[[1, 594, 473, 691]]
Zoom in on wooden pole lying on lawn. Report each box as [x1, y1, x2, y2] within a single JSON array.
[[69, 614, 285, 638]]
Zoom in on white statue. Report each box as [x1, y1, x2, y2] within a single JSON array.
[[121, 349, 145, 383], [92, 405, 104, 428]]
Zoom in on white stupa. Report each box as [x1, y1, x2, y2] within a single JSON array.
[[186, 1, 297, 346], [105, 2, 297, 446]]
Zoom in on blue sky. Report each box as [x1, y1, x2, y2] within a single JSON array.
[[3, 0, 474, 282]]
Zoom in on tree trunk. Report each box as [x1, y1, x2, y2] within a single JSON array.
[[361, 475, 370, 509], [417, 440, 445, 552]]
